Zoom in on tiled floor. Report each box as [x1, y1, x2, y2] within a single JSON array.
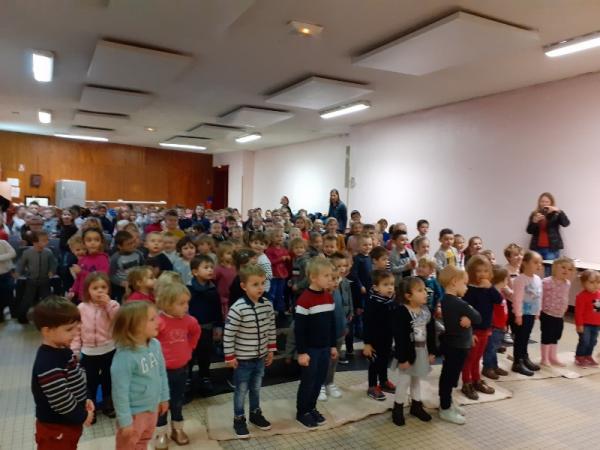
[[1, 315, 598, 450]]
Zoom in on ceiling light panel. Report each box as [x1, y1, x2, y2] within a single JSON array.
[[265, 76, 372, 110], [220, 107, 294, 128], [353, 11, 539, 76], [186, 123, 246, 139], [87, 40, 193, 91], [73, 111, 130, 129], [165, 136, 211, 146], [80, 86, 153, 114]]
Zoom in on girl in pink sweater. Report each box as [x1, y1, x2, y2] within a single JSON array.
[[71, 272, 120, 421], [214, 241, 236, 319], [71, 228, 110, 301]]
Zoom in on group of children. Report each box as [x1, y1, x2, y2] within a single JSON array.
[[13, 205, 600, 448]]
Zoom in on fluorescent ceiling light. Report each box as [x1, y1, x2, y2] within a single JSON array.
[[54, 133, 108, 142], [235, 133, 262, 143], [545, 31, 600, 57], [32, 50, 54, 82], [289, 20, 324, 36], [320, 101, 370, 119], [38, 109, 52, 124], [159, 142, 207, 150]]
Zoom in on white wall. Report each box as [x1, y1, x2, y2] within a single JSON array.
[[252, 136, 348, 215]]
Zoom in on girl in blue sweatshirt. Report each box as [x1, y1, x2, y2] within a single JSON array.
[[111, 301, 169, 450]]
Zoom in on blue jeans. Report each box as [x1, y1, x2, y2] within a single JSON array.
[[535, 248, 560, 276], [576, 325, 600, 357], [482, 328, 504, 369], [296, 347, 330, 416], [269, 278, 286, 312], [233, 358, 265, 418], [157, 366, 188, 425]]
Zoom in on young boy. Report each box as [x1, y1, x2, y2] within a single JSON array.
[[31, 296, 94, 449], [109, 230, 144, 302], [161, 232, 179, 264], [188, 255, 223, 393], [210, 221, 226, 244], [416, 257, 444, 316], [195, 235, 217, 264], [322, 234, 338, 258], [329, 252, 354, 365], [248, 232, 272, 294], [324, 218, 346, 251], [224, 264, 276, 439], [289, 237, 310, 301], [437, 266, 481, 425], [410, 219, 430, 249], [503, 243, 524, 345], [307, 232, 324, 258], [164, 209, 185, 239], [434, 228, 459, 271], [481, 266, 510, 379], [295, 257, 338, 428], [17, 231, 58, 324], [144, 232, 173, 276], [352, 234, 374, 298], [454, 234, 466, 269], [389, 230, 416, 283], [370, 246, 389, 271]]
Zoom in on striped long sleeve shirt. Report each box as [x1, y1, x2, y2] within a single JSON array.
[[31, 345, 88, 425], [224, 296, 277, 361]]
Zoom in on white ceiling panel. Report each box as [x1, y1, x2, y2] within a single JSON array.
[[165, 135, 211, 146], [73, 110, 130, 129], [220, 106, 294, 128], [87, 40, 193, 91], [353, 11, 540, 76], [69, 125, 115, 136], [265, 76, 372, 110], [80, 86, 153, 114], [186, 123, 246, 139]]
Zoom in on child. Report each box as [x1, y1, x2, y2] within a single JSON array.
[[460, 256, 502, 400], [70, 228, 110, 300], [434, 228, 459, 271], [370, 246, 389, 271], [345, 222, 364, 255], [540, 257, 574, 367], [155, 282, 201, 447], [173, 236, 197, 286], [162, 232, 179, 264], [416, 257, 443, 316], [390, 230, 416, 282], [59, 235, 86, 297], [111, 301, 169, 450], [215, 241, 237, 319], [229, 248, 258, 307], [391, 277, 437, 426], [71, 272, 120, 421], [125, 266, 156, 303], [481, 266, 510, 379], [574, 269, 600, 366], [454, 234, 466, 269], [109, 230, 144, 302], [322, 234, 338, 258], [295, 257, 337, 428], [16, 231, 58, 323], [144, 232, 173, 276], [0, 237, 15, 320], [31, 297, 94, 450], [307, 232, 324, 258], [410, 219, 429, 248], [289, 238, 310, 299], [210, 221, 226, 244], [413, 236, 431, 264], [324, 218, 346, 251], [438, 265, 481, 425], [362, 270, 396, 400], [224, 265, 276, 439], [188, 255, 223, 393], [464, 236, 483, 266], [352, 234, 374, 298], [480, 249, 496, 265], [248, 231, 272, 293], [163, 209, 185, 239], [503, 243, 524, 345], [265, 230, 290, 319], [195, 234, 217, 264], [511, 251, 543, 376]]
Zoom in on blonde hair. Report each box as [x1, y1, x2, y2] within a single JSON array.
[[466, 255, 492, 284], [112, 301, 155, 348], [551, 257, 574, 276], [306, 256, 334, 278], [126, 266, 153, 297], [438, 265, 467, 289], [154, 271, 183, 300], [156, 282, 190, 312], [67, 234, 83, 248], [579, 269, 600, 284], [216, 241, 235, 264], [417, 256, 437, 271]]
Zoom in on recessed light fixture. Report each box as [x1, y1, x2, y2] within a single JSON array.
[[38, 109, 52, 124], [145, 127, 156, 132], [159, 142, 207, 150], [289, 20, 324, 36], [32, 50, 54, 82], [545, 31, 600, 57], [235, 133, 262, 143], [54, 133, 108, 142], [320, 101, 371, 119]]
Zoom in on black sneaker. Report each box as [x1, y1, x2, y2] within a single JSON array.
[[102, 407, 116, 418], [233, 416, 250, 439], [249, 408, 272, 430], [296, 412, 318, 429], [338, 355, 350, 365], [310, 409, 326, 426]]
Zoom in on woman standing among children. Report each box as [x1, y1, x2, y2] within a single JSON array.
[[574, 270, 600, 366], [327, 189, 347, 232], [526, 192, 570, 263]]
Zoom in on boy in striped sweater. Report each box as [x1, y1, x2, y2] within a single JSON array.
[[31, 296, 95, 450], [224, 264, 276, 439]]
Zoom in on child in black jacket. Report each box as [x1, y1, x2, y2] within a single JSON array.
[[392, 277, 437, 426]]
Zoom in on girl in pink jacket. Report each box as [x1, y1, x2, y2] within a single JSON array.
[[70, 228, 110, 301], [71, 272, 120, 421]]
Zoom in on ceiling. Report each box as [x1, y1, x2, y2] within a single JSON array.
[[2, 0, 600, 154]]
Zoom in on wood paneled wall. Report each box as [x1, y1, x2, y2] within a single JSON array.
[[0, 131, 213, 206]]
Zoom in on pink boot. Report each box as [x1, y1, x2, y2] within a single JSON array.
[[548, 344, 566, 367], [540, 344, 550, 366]]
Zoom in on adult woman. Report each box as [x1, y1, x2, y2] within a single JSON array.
[[327, 189, 347, 233], [280, 196, 292, 217], [526, 192, 570, 261]]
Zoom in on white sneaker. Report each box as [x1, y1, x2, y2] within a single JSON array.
[[326, 384, 342, 399], [318, 386, 327, 401], [451, 403, 466, 416], [439, 407, 466, 425]]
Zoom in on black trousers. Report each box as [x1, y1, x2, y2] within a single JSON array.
[[368, 345, 390, 387], [80, 350, 116, 407], [540, 312, 564, 344], [513, 315, 535, 360], [19, 279, 51, 321], [506, 300, 516, 335], [439, 346, 469, 410], [296, 347, 329, 415], [191, 326, 213, 379], [0, 272, 14, 317]]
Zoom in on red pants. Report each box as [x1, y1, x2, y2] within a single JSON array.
[[462, 328, 491, 383], [116, 410, 158, 450], [35, 421, 82, 450]]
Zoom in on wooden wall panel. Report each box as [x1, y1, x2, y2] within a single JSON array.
[[0, 130, 213, 207]]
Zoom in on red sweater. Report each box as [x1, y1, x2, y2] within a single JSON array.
[[157, 313, 201, 369], [265, 246, 290, 279], [575, 290, 600, 327], [492, 297, 508, 329], [125, 291, 155, 304]]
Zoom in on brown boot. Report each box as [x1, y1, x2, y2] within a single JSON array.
[[494, 367, 509, 376], [481, 367, 499, 380], [461, 383, 478, 400], [171, 421, 189, 445], [473, 379, 495, 395]]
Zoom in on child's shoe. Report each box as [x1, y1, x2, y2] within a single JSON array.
[[318, 386, 327, 401], [451, 402, 466, 416], [473, 380, 495, 395], [296, 412, 318, 429], [439, 407, 466, 425], [233, 416, 250, 439], [249, 408, 272, 431], [409, 400, 431, 422], [380, 380, 396, 393], [367, 386, 386, 401], [585, 356, 599, 367], [155, 425, 169, 449], [392, 402, 405, 426], [171, 421, 189, 445], [326, 383, 342, 399], [481, 367, 499, 380], [461, 383, 478, 400], [310, 409, 326, 426], [523, 356, 540, 372], [494, 367, 509, 376], [575, 356, 587, 366]]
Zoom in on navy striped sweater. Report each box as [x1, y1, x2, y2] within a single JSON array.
[[294, 288, 337, 354]]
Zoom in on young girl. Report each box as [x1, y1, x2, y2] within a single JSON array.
[[125, 266, 156, 303], [58, 209, 79, 254], [111, 301, 169, 450], [154, 282, 201, 448], [173, 236, 197, 286], [228, 249, 258, 307], [511, 251, 543, 376], [265, 231, 290, 319], [324, 218, 346, 251], [574, 269, 600, 367], [215, 241, 237, 319], [454, 234, 466, 269], [461, 256, 502, 399], [481, 266, 510, 379], [540, 257, 574, 367], [294, 217, 310, 241], [480, 249, 496, 265], [463, 236, 483, 266], [391, 276, 437, 426], [412, 236, 431, 265], [70, 228, 110, 301], [71, 272, 120, 421]]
